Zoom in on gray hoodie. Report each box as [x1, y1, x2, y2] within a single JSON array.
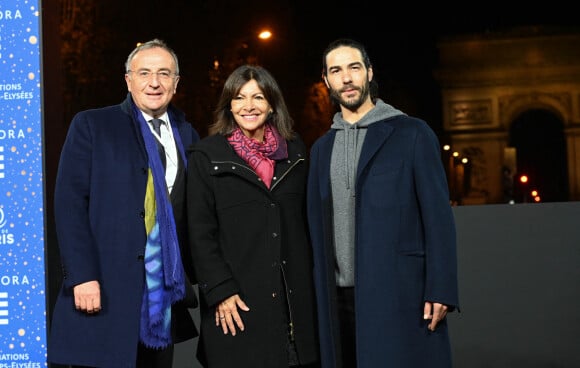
[[330, 99, 405, 287]]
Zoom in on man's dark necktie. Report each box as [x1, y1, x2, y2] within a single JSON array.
[[150, 118, 166, 170]]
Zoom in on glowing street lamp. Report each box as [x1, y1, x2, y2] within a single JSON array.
[[258, 29, 272, 40], [531, 189, 541, 203], [519, 174, 529, 203]]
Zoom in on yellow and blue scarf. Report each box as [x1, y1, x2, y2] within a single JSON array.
[[133, 102, 187, 349]]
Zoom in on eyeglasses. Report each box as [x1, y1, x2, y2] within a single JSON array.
[[128, 70, 177, 81]]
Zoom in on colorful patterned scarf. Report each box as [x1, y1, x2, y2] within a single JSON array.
[[227, 123, 288, 188], [132, 102, 187, 349]]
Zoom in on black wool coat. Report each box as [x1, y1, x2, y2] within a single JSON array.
[[186, 134, 319, 368]]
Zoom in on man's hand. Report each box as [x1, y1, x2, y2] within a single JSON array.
[[423, 301, 448, 331], [73, 280, 101, 314]]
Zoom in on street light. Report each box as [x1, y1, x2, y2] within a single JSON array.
[[519, 174, 529, 203], [258, 29, 272, 40], [210, 28, 275, 85], [441, 144, 469, 205], [531, 189, 541, 203]]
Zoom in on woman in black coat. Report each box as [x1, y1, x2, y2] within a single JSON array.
[[186, 65, 319, 368]]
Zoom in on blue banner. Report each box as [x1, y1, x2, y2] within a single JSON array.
[[0, 0, 45, 366]]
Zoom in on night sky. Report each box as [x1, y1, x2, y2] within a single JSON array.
[[66, 1, 579, 136]]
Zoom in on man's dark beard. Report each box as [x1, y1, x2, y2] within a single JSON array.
[[329, 80, 370, 111]]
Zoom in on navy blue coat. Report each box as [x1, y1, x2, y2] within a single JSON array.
[[307, 115, 460, 368], [48, 94, 200, 367]]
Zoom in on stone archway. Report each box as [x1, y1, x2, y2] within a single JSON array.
[[434, 26, 580, 204]]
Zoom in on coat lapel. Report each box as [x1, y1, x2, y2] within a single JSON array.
[[356, 123, 394, 182], [317, 130, 336, 199]]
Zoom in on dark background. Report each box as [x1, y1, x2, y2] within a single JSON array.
[[43, 1, 580, 205], [46, 1, 580, 139]]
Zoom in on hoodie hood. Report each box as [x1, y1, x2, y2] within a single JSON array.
[[330, 98, 405, 130], [330, 99, 405, 195]]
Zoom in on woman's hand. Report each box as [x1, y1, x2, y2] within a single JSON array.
[[215, 294, 250, 336]]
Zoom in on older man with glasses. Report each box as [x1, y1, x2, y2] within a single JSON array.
[[47, 38, 201, 368]]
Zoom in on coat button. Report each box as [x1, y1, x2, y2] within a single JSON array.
[[272, 292, 277, 298], [137, 255, 144, 260], [139, 211, 145, 218], [272, 232, 278, 238]]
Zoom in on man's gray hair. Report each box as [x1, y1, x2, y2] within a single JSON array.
[[124, 38, 180, 75]]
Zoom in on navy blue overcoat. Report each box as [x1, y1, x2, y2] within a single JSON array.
[[307, 115, 460, 368], [48, 94, 199, 367]]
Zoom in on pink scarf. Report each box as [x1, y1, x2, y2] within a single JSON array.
[[227, 124, 288, 188]]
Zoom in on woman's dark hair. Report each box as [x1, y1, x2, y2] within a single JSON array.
[[208, 65, 295, 139]]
